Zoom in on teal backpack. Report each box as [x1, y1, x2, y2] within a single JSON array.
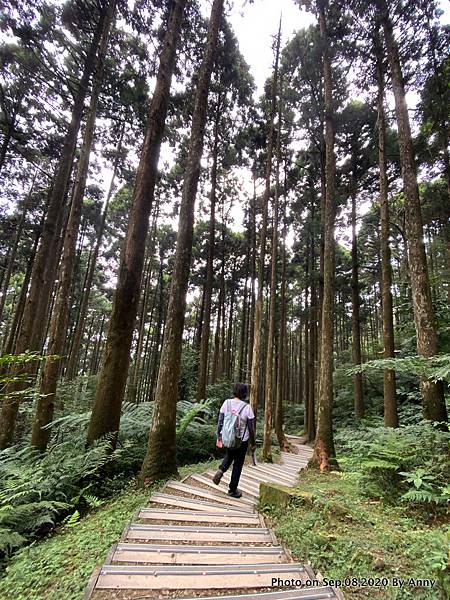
[[222, 400, 247, 448]]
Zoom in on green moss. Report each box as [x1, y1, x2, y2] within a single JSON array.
[[259, 482, 314, 508], [263, 469, 449, 599], [0, 460, 215, 600]]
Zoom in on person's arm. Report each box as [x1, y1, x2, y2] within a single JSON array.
[[217, 400, 227, 438], [247, 417, 256, 448], [217, 412, 224, 439]]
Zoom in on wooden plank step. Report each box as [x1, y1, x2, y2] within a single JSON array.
[[281, 451, 312, 459], [280, 457, 309, 467], [188, 474, 259, 501], [111, 543, 286, 565], [95, 563, 310, 590], [163, 481, 255, 508], [241, 467, 297, 486], [281, 452, 310, 461], [204, 471, 261, 495], [124, 524, 273, 544], [148, 492, 254, 514], [138, 508, 260, 525], [248, 466, 298, 482], [178, 587, 341, 600]]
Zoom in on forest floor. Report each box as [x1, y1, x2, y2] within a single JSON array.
[[263, 467, 449, 599]]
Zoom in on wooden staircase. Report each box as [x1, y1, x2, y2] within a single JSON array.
[[84, 434, 343, 600]]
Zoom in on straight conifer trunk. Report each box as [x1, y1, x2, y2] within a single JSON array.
[[31, 1, 116, 451], [312, 0, 338, 470], [378, 0, 448, 425], [140, 0, 224, 482], [65, 124, 125, 381], [262, 80, 281, 461], [196, 101, 221, 401], [375, 30, 398, 427], [86, 0, 188, 445], [351, 188, 364, 419], [0, 13, 105, 449], [249, 21, 281, 417]]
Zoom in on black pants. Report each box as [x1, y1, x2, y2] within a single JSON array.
[[219, 440, 248, 492]]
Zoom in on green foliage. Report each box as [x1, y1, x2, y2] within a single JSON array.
[[335, 422, 450, 509], [0, 395, 220, 558], [346, 354, 450, 383]]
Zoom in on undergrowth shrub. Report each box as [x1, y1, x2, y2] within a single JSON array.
[[336, 422, 450, 509], [0, 395, 219, 559]]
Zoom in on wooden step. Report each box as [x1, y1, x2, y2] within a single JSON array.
[[247, 464, 298, 482], [123, 524, 273, 544], [138, 508, 260, 525], [204, 471, 261, 496], [281, 450, 312, 460], [95, 563, 310, 590], [187, 474, 259, 501], [178, 587, 342, 600], [163, 481, 255, 508], [110, 542, 286, 565], [240, 466, 298, 486], [148, 492, 254, 514]]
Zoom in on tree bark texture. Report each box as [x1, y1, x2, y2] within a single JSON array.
[[87, 0, 187, 445], [312, 0, 338, 471], [375, 30, 398, 427], [249, 21, 280, 418], [31, 1, 116, 451], [379, 0, 448, 424], [140, 0, 224, 482]]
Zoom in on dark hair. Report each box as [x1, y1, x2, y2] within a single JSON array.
[[233, 383, 248, 400]]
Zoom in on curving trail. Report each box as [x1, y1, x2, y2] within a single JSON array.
[[83, 435, 344, 600]]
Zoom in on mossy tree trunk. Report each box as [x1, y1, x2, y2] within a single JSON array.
[[31, 0, 116, 451]]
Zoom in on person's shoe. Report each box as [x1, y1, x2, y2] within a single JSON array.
[[212, 469, 224, 485], [228, 489, 242, 498]]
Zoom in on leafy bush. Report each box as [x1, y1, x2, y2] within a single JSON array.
[[0, 395, 220, 558], [336, 421, 450, 508]]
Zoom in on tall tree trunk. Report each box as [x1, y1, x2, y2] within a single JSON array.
[[312, 0, 338, 471], [65, 124, 124, 380], [275, 190, 289, 450], [378, 0, 448, 425], [2, 230, 40, 355], [0, 173, 37, 324], [375, 29, 398, 427], [87, 0, 187, 445], [307, 202, 317, 442], [351, 188, 364, 419], [196, 100, 220, 400], [0, 15, 105, 449], [126, 251, 152, 403], [262, 74, 282, 461], [246, 177, 257, 379], [249, 20, 281, 417], [31, 1, 116, 451], [140, 0, 224, 482]]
